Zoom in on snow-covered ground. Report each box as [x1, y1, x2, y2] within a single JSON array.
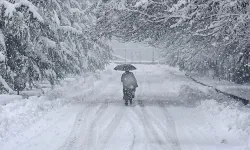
[[1, 64, 250, 150]]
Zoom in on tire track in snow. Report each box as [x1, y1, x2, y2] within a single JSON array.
[[132, 103, 171, 150], [58, 104, 91, 150], [96, 105, 125, 150], [125, 111, 136, 150], [85, 102, 109, 150], [58, 103, 103, 150], [149, 101, 181, 150], [126, 108, 147, 150], [129, 128, 136, 150], [130, 107, 151, 149], [10, 106, 89, 150]]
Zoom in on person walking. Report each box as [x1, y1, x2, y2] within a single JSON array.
[[121, 70, 138, 106]]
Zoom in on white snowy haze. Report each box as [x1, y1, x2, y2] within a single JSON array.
[[110, 40, 160, 62]]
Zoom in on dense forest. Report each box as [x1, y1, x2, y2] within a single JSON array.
[[0, 0, 112, 93], [1, 0, 250, 94], [96, 0, 250, 84]]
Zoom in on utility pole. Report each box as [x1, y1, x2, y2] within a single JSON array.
[[140, 50, 142, 64], [152, 50, 155, 64], [124, 49, 127, 64], [131, 52, 133, 63]]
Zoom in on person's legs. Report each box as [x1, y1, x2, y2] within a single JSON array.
[[127, 89, 133, 105], [123, 88, 126, 100], [123, 88, 128, 105], [132, 88, 136, 98], [124, 88, 135, 106]]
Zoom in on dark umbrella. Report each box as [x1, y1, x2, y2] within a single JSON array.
[[114, 64, 136, 71]]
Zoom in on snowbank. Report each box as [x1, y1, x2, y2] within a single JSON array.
[[0, 95, 22, 105], [0, 96, 63, 142], [0, 70, 108, 143], [198, 100, 250, 148]]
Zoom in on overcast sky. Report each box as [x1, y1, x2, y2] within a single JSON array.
[[110, 40, 160, 61]]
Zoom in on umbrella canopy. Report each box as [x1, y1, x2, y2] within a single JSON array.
[[114, 64, 136, 71]]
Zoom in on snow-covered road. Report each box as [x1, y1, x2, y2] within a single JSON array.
[[57, 101, 180, 150], [2, 64, 248, 150]]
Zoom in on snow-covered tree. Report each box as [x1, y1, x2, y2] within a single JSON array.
[[96, 0, 250, 83], [0, 0, 112, 94]]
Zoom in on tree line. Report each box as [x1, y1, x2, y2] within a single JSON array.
[[96, 0, 250, 84]]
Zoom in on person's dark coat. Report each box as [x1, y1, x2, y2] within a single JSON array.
[[121, 71, 138, 89]]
